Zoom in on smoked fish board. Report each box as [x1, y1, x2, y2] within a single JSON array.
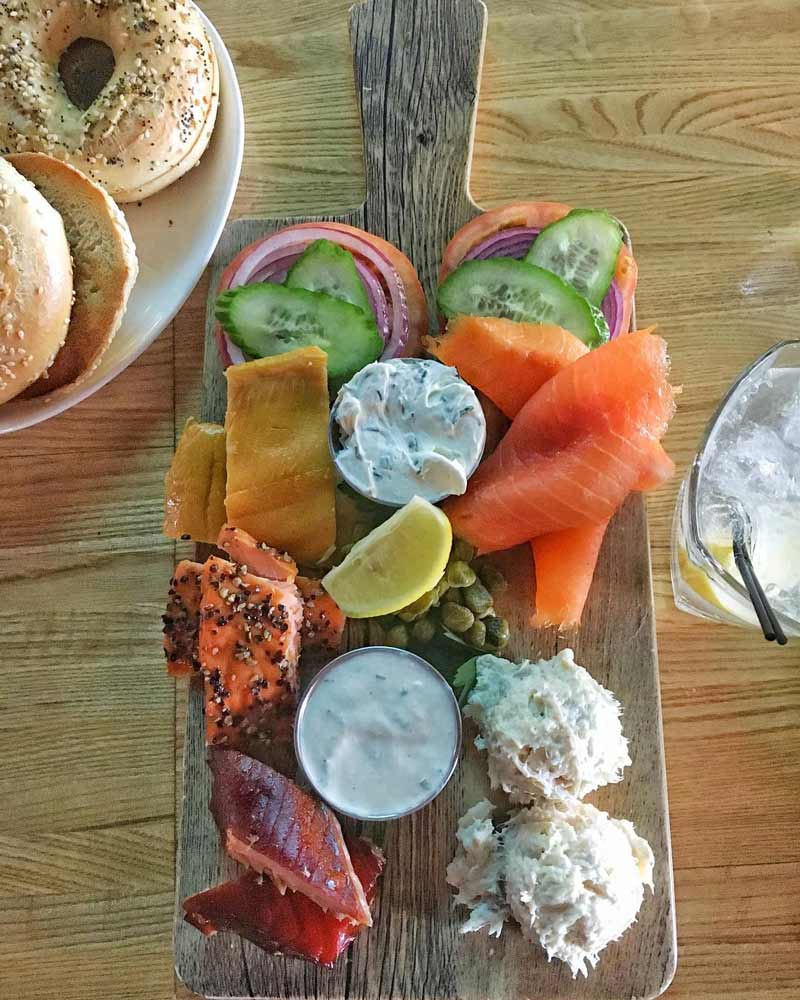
[[174, 1, 677, 998]]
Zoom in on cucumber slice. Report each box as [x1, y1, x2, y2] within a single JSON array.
[[286, 239, 372, 313], [589, 302, 610, 344], [215, 283, 383, 383], [437, 258, 606, 347], [525, 209, 622, 305]]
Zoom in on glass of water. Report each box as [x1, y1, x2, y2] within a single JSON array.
[[671, 340, 800, 637]]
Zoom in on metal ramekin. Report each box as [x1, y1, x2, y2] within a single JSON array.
[[294, 646, 462, 821], [328, 358, 487, 508]]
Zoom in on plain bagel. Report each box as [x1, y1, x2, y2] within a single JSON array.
[[0, 157, 73, 405], [0, 0, 219, 203], [8, 152, 138, 397]]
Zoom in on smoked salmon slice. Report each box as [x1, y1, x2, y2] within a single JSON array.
[[530, 521, 610, 628], [426, 316, 588, 418], [209, 749, 372, 927], [183, 834, 385, 966], [494, 328, 674, 456], [447, 428, 665, 550], [163, 560, 204, 677], [444, 330, 674, 553], [199, 557, 302, 750], [528, 439, 674, 627]]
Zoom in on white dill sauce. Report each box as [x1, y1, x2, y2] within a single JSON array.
[[296, 648, 461, 820]]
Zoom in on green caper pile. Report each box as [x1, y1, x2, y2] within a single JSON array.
[[375, 538, 510, 653]]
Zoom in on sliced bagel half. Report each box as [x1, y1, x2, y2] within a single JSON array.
[[7, 152, 138, 397], [0, 157, 73, 405]]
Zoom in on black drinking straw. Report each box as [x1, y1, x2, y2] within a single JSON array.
[[730, 511, 788, 645]]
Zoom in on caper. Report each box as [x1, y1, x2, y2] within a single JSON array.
[[465, 619, 487, 649], [385, 623, 410, 648], [462, 578, 493, 617], [411, 616, 437, 643], [369, 622, 387, 645], [451, 537, 476, 563], [446, 559, 477, 588], [433, 576, 451, 601], [441, 603, 475, 633], [478, 562, 507, 594], [440, 586, 462, 604], [483, 616, 510, 649], [398, 588, 437, 621]]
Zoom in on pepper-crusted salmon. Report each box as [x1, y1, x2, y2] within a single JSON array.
[[163, 560, 204, 677], [217, 525, 298, 583], [209, 749, 372, 926], [163, 535, 344, 692], [199, 558, 302, 750], [183, 834, 385, 966], [297, 575, 347, 651]]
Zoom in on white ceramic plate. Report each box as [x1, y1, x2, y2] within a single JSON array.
[[0, 11, 244, 435]]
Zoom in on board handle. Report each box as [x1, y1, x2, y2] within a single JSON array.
[[350, 0, 486, 253]]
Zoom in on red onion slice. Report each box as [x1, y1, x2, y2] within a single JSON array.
[[463, 226, 626, 338], [308, 223, 409, 359], [464, 226, 540, 260], [216, 224, 410, 367]]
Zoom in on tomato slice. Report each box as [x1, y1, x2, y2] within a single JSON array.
[[439, 201, 637, 336], [216, 222, 428, 358], [439, 202, 571, 281]]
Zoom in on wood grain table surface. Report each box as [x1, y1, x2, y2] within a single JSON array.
[[1, 1, 798, 998]]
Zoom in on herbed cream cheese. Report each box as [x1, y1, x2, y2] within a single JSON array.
[[331, 358, 486, 505], [464, 649, 631, 803]]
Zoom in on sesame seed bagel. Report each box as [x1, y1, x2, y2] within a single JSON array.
[[8, 152, 138, 397], [0, 0, 219, 204], [0, 157, 73, 405]]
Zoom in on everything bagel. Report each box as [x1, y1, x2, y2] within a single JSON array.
[[0, 0, 219, 203]]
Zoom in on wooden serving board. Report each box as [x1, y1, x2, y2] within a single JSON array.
[[175, 1, 677, 997]]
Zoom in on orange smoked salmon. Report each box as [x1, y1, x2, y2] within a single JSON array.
[[528, 440, 674, 628], [209, 749, 372, 926], [163, 530, 345, 691], [444, 330, 674, 553], [426, 316, 588, 418], [530, 521, 610, 629]]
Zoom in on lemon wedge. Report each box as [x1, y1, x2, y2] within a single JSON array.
[[678, 540, 739, 614], [322, 496, 452, 618]]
